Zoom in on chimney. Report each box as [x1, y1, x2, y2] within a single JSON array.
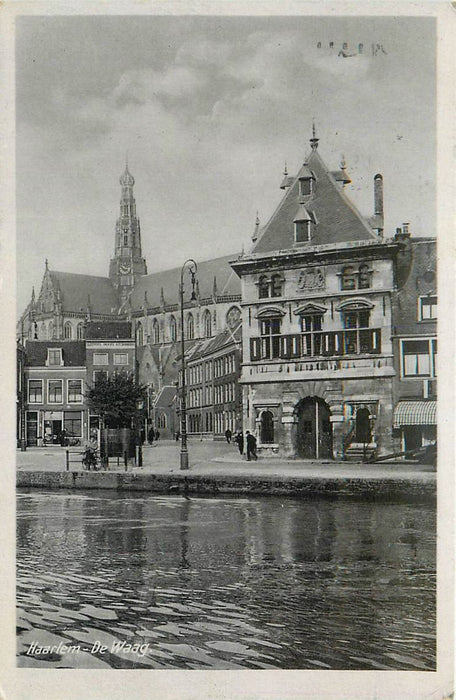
[[374, 173, 383, 217], [402, 222, 410, 235]]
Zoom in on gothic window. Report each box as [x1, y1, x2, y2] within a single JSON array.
[[260, 410, 274, 444], [77, 322, 85, 340], [170, 316, 177, 342], [136, 322, 144, 346], [271, 274, 283, 298], [186, 313, 194, 340], [203, 310, 212, 337], [153, 319, 160, 344], [64, 322, 73, 339], [341, 266, 356, 290], [258, 275, 270, 298]]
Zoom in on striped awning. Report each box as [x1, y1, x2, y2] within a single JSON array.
[[393, 401, 437, 428]]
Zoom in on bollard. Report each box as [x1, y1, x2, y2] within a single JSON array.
[[66, 450, 69, 471]]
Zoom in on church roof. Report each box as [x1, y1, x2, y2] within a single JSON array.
[[155, 385, 177, 409], [49, 271, 119, 315], [130, 254, 241, 310], [185, 323, 242, 362], [252, 146, 376, 254]]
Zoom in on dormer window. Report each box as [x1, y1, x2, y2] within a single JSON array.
[[46, 348, 63, 366], [294, 205, 313, 244], [295, 220, 311, 243], [299, 178, 312, 197]]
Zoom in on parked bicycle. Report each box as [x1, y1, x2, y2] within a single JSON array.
[[81, 446, 100, 471]]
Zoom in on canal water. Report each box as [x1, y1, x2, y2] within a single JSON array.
[[17, 489, 436, 670]]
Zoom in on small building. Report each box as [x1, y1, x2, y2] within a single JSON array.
[[24, 340, 87, 445], [153, 385, 178, 439], [392, 232, 437, 452]]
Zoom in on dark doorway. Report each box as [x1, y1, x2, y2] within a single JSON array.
[[355, 407, 371, 443], [260, 410, 274, 443], [403, 426, 422, 451], [295, 397, 332, 459]]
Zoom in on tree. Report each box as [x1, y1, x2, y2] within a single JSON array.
[[86, 372, 146, 428]]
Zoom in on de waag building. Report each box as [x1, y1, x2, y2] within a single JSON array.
[[230, 131, 437, 460]]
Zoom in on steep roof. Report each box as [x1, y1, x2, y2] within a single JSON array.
[[85, 321, 132, 340], [49, 271, 119, 315], [155, 385, 177, 409], [130, 254, 241, 310], [25, 340, 86, 367], [252, 146, 376, 254], [186, 323, 242, 362]]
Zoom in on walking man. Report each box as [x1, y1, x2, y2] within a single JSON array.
[[225, 428, 232, 444], [246, 431, 257, 461], [234, 431, 244, 456]]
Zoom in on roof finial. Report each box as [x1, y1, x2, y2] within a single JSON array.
[[283, 161, 288, 176], [45, 258, 49, 271], [252, 211, 260, 243], [340, 154, 346, 170], [31, 286, 35, 304], [310, 120, 319, 149]]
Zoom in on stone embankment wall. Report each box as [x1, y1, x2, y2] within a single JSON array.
[[17, 470, 435, 502]]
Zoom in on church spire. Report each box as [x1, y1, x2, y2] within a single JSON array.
[[109, 161, 148, 297]]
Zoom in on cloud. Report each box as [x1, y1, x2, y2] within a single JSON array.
[[112, 66, 206, 105], [176, 38, 232, 67]]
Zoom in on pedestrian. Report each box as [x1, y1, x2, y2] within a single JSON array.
[[155, 430, 160, 441], [225, 428, 232, 444], [148, 427, 155, 444], [59, 428, 67, 447], [246, 431, 257, 461], [175, 430, 180, 441], [234, 431, 244, 455]]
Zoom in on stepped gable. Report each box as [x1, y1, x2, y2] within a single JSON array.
[[25, 340, 86, 366], [130, 254, 241, 311], [48, 271, 119, 315], [252, 146, 376, 254]]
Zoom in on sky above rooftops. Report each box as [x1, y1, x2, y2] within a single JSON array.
[[16, 14, 435, 314]]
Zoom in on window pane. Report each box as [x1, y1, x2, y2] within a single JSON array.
[[93, 353, 109, 365], [404, 354, 417, 375], [28, 380, 42, 403], [113, 354, 128, 365], [48, 380, 62, 402], [68, 380, 82, 402], [417, 353, 430, 375]]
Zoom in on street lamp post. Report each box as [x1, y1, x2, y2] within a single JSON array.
[[136, 397, 144, 467], [179, 259, 198, 470]]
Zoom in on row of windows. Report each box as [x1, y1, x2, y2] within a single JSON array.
[[259, 309, 371, 338], [188, 381, 236, 408], [63, 322, 85, 340], [92, 352, 129, 366], [257, 265, 372, 299], [136, 307, 241, 346], [187, 354, 237, 386], [28, 379, 83, 405]]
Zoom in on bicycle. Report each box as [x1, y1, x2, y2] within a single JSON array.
[[81, 446, 100, 471]]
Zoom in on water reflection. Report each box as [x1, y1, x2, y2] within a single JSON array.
[[17, 490, 435, 670]]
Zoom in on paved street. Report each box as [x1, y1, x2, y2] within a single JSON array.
[[17, 439, 435, 482]]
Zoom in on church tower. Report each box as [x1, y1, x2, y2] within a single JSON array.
[[109, 162, 147, 301]]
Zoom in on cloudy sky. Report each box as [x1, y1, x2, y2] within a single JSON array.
[[16, 14, 436, 314]]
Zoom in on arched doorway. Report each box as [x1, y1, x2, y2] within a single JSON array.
[[355, 407, 371, 443], [260, 410, 274, 444], [295, 397, 333, 459]]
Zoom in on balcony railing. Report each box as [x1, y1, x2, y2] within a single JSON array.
[[250, 328, 381, 362]]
